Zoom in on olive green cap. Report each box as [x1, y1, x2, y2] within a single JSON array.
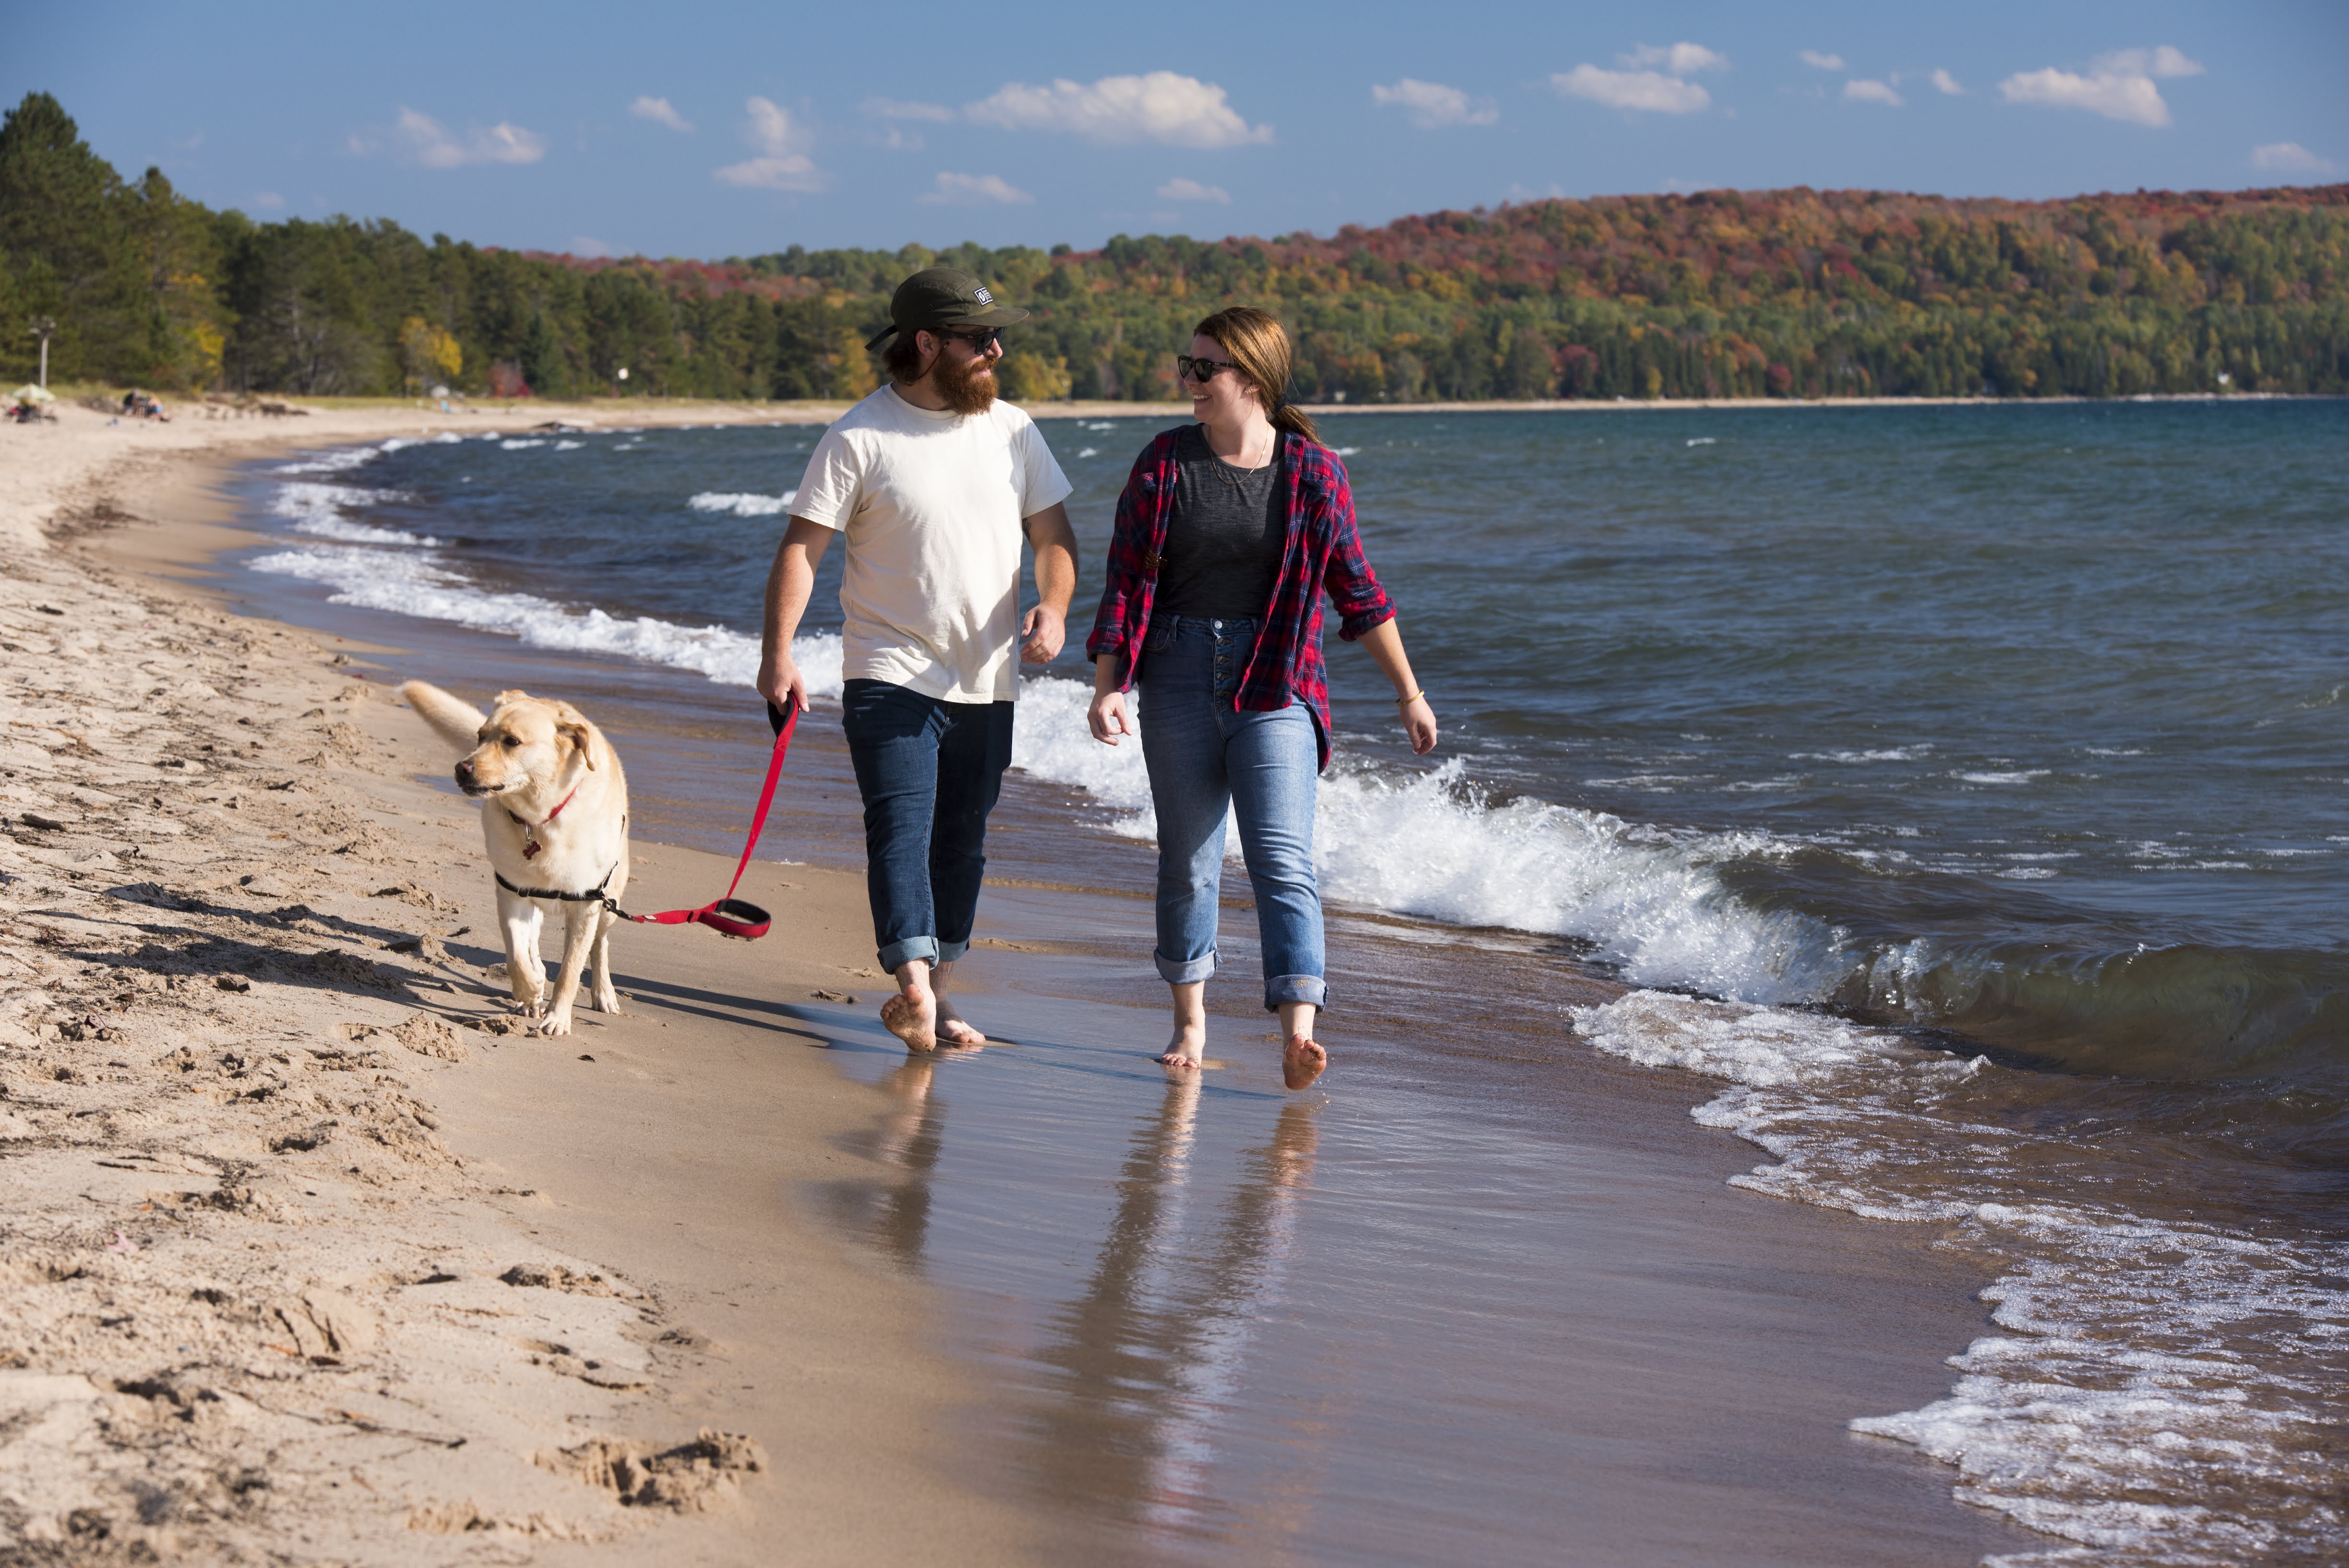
[[865, 267, 1029, 350]]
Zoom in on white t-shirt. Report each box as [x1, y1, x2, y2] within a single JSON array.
[[790, 385, 1072, 703]]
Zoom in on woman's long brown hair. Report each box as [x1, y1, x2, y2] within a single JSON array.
[[1193, 306, 1321, 445]]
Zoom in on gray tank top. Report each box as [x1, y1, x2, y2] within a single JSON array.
[[1156, 425, 1285, 619]]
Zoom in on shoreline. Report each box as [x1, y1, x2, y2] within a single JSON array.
[[1, 405, 2053, 1564]]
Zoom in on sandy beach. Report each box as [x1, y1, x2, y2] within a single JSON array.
[[0, 397, 2059, 1566], [0, 400, 1052, 1563]]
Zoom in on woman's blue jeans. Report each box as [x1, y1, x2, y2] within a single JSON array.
[[1137, 617, 1327, 1012]]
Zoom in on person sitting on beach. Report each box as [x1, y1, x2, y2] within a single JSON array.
[[757, 267, 1078, 1052], [1086, 307, 1437, 1090]]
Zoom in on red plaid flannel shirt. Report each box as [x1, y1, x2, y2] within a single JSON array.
[[1085, 428, 1395, 771]]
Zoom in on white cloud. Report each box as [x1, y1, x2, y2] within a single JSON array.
[[381, 107, 547, 167], [1371, 78, 1499, 129], [1931, 68, 1965, 95], [1799, 50, 1845, 71], [2106, 46, 2206, 79], [714, 97, 824, 190], [628, 96, 692, 132], [1623, 42, 1729, 74], [966, 71, 1272, 146], [864, 98, 954, 122], [2253, 142, 2336, 175], [249, 191, 285, 211], [1553, 66, 1711, 114], [571, 236, 618, 258], [1999, 46, 2204, 127], [918, 171, 1033, 205], [1156, 176, 1231, 203], [1843, 79, 1904, 107]]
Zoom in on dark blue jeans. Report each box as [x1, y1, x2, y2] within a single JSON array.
[[838, 678, 1014, 974]]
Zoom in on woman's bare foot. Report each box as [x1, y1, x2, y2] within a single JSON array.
[[933, 994, 987, 1051], [1281, 1032, 1327, 1091], [880, 985, 937, 1052], [1155, 1019, 1206, 1074], [1159, 980, 1208, 1074]]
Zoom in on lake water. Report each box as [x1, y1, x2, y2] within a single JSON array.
[[234, 398, 2347, 1565]]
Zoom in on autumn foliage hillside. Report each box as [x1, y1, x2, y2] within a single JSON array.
[[5, 89, 2342, 404]]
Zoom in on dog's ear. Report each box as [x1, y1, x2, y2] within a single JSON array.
[[555, 719, 596, 769], [492, 689, 532, 706]]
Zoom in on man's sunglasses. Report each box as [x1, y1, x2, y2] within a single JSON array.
[[930, 326, 1003, 353], [1177, 353, 1240, 382]]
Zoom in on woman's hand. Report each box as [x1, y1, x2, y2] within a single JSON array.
[[1400, 695, 1437, 756], [1089, 687, 1133, 745]]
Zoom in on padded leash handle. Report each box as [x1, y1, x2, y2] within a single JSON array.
[[622, 696, 799, 939]]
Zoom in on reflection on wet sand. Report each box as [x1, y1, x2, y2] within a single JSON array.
[[844, 1056, 949, 1271], [1024, 1087, 1324, 1548]]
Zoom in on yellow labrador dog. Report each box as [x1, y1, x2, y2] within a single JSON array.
[[400, 682, 630, 1036]]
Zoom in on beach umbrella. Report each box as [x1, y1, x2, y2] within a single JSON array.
[[11, 384, 54, 404]]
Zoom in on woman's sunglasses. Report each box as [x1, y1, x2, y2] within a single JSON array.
[[1176, 353, 1240, 382]]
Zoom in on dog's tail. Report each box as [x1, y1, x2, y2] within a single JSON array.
[[400, 681, 488, 754]]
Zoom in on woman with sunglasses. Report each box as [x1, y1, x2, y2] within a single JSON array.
[[1086, 307, 1438, 1090]]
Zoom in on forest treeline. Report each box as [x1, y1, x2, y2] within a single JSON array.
[[5, 90, 2345, 404]]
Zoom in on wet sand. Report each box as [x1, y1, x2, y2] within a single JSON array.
[[3, 400, 2051, 1564]]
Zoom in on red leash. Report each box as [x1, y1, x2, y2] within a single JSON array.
[[627, 697, 799, 940]]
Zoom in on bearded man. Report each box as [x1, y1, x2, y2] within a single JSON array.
[[758, 267, 1077, 1051]]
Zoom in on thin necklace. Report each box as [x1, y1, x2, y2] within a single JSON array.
[[1208, 428, 1275, 485]]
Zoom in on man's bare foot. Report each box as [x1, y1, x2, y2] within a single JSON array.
[[880, 986, 937, 1052], [1281, 1032, 1327, 1091], [933, 994, 986, 1051]]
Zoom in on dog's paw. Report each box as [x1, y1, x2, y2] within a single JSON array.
[[537, 1011, 573, 1037]]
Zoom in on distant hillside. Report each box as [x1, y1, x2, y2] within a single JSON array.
[[5, 90, 2343, 402]]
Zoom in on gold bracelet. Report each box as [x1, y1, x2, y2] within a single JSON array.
[[1395, 688, 1426, 707]]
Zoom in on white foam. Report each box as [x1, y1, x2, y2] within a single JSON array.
[[555, 440, 584, 451], [501, 439, 546, 450], [1332, 446, 1362, 456], [1570, 990, 2347, 1564], [1956, 770, 2051, 784], [272, 445, 385, 476], [1793, 746, 1931, 762], [1009, 674, 1154, 813], [247, 543, 842, 697], [688, 491, 797, 517], [265, 482, 439, 546], [1076, 447, 1100, 459], [1686, 437, 1717, 447], [1010, 698, 1855, 1005]]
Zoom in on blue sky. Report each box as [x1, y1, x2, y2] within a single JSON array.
[[12, 0, 2343, 260]]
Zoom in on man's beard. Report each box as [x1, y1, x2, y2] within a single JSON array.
[[934, 350, 997, 415]]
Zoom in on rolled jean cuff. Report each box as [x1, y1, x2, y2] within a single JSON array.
[[878, 935, 939, 973], [1264, 973, 1327, 1011], [1154, 948, 1216, 985], [935, 936, 970, 964]]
